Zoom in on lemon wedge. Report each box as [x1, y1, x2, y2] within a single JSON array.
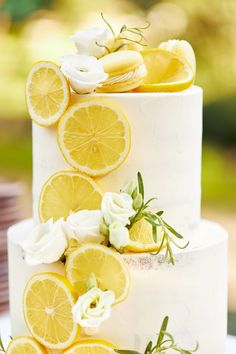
[[125, 218, 164, 253], [136, 49, 194, 92], [158, 39, 196, 73], [23, 272, 79, 350], [6, 336, 46, 354], [57, 99, 131, 176], [65, 243, 130, 304], [39, 170, 103, 222], [63, 339, 116, 354], [26, 61, 70, 126]]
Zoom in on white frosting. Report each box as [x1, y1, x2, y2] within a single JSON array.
[[103, 64, 146, 85], [61, 54, 108, 94], [70, 27, 112, 58], [101, 192, 135, 226], [32, 87, 203, 230], [109, 221, 130, 250], [8, 219, 228, 354], [72, 287, 115, 328], [67, 210, 104, 244]]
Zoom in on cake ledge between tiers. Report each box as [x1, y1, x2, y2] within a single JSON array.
[[8, 218, 227, 271]]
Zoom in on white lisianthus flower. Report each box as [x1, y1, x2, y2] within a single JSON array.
[[61, 54, 108, 94], [20, 219, 68, 265], [70, 27, 112, 58], [67, 210, 104, 244], [101, 192, 135, 226], [73, 287, 115, 329], [109, 221, 130, 250]]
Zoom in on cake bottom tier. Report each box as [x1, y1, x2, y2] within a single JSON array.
[[8, 219, 227, 354]]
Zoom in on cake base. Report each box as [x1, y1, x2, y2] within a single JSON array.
[[8, 219, 227, 354]]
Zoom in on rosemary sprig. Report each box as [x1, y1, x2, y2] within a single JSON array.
[[115, 316, 199, 354], [99, 13, 149, 53], [129, 172, 189, 265]]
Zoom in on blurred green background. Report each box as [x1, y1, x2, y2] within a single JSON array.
[[0, 0, 236, 333]]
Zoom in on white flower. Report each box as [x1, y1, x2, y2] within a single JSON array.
[[73, 287, 115, 328], [109, 222, 130, 250], [67, 210, 104, 244], [61, 54, 108, 94], [20, 219, 68, 265], [70, 27, 111, 58], [101, 192, 135, 226]]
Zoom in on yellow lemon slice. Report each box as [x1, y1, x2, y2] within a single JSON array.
[[26, 61, 70, 126], [63, 339, 116, 354], [39, 170, 103, 222], [158, 39, 196, 73], [6, 336, 46, 354], [125, 218, 164, 253], [23, 272, 79, 350], [136, 49, 194, 92], [57, 99, 131, 176], [65, 243, 130, 304]]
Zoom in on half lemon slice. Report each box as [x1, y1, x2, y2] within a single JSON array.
[[26, 61, 70, 126], [65, 243, 130, 304], [125, 218, 164, 253], [6, 337, 46, 354], [39, 170, 103, 222], [23, 272, 79, 350], [136, 49, 194, 92], [57, 99, 131, 177]]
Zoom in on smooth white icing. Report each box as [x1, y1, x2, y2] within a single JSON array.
[[32, 87, 202, 229], [8, 219, 228, 354]]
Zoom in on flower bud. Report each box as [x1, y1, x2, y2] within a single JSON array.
[[121, 178, 137, 196], [133, 193, 143, 210]]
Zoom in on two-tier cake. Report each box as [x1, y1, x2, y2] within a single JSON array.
[[7, 16, 227, 354]]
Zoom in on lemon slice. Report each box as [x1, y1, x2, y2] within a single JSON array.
[[23, 272, 79, 350], [65, 243, 130, 304], [136, 49, 194, 92], [158, 39, 196, 73], [39, 170, 103, 222], [125, 218, 164, 253], [63, 339, 116, 354], [57, 99, 131, 176], [26, 61, 70, 126], [6, 336, 46, 354]]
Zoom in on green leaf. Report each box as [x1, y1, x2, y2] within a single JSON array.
[[152, 225, 157, 243], [144, 341, 153, 354], [0, 334, 5, 352], [137, 172, 144, 199], [156, 316, 169, 348], [156, 211, 164, 216], [163, 221, 183, 239]]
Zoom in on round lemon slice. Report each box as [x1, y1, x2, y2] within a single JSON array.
[[125, 218, 164, 253], [63, 339, 116, 354], [136, 49, 194, 92], [39, 170, 103, 222], [26, 61, 70, 126], [65, 243, 130, 304], [23, 272, 79, 350], [57, 99, 131, 176], [6, 336, 46, 354]]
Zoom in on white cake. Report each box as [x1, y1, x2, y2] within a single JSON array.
[[33, 87, 202, 230], [8, 87, 228, 354]]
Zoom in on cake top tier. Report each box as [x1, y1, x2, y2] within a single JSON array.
[[26, 14, 201, 266]]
